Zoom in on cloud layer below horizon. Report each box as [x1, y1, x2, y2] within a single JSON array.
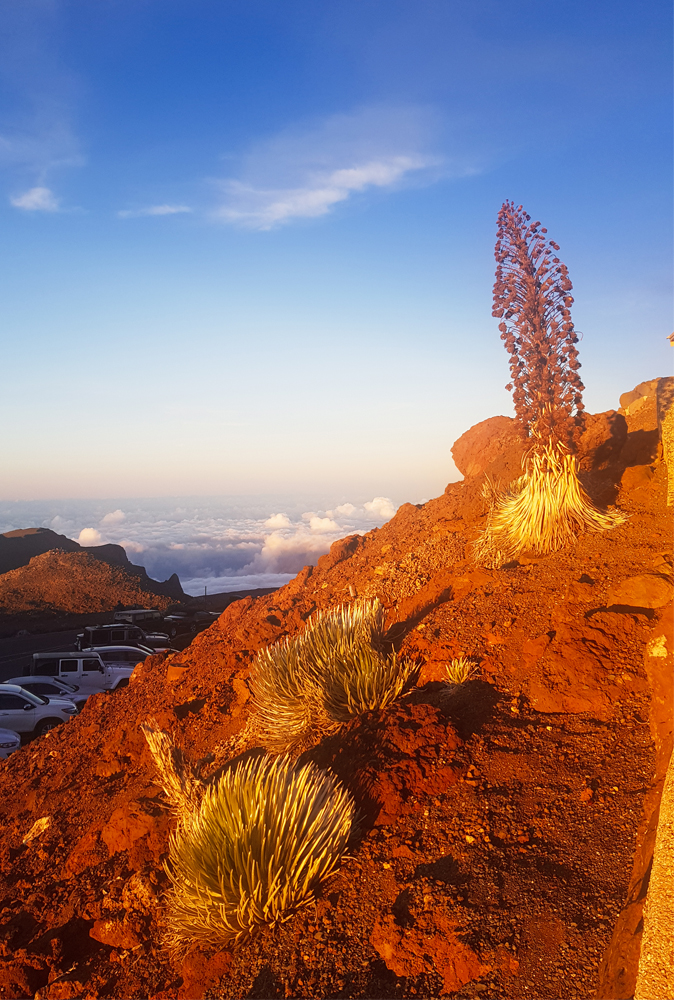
[[0, 495, 401, 595]]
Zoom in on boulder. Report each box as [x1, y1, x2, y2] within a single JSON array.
[[451, 416, 526, 482], [371, 908, 488, 995], [620, 465, 655, 490], [619, 380, 661, 411], [90, 918, 143, 950], [607, 575, 674, 610], [451, 409, 629, 481], [577, 410, 628, 471]]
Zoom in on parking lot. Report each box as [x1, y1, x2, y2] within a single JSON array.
[[0, 630, 81, 682]]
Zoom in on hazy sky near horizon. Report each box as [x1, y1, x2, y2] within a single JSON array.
[[1, 0, 671, 502]]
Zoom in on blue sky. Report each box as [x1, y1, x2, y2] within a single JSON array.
[[1, 0, 671, 502]]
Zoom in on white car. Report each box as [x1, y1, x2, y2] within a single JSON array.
[[1, 676, 88, 712], [0, 685, 78, 737], [0, 728, 21, 759]]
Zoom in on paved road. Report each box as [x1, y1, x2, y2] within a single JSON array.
[[0, 631, 79, 681]]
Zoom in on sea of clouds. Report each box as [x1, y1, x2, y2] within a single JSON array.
[[0, 495, 404, 596]]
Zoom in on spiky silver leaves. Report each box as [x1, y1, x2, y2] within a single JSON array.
[[166, 753, 355, 950], [249, 599, 417, 752]]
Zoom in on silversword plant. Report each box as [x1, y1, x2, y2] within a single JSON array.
[[162, 752, 355, 951], [444, 658, 480, 685], [250, 598, 417, 752], [476, 202, 625, 566]]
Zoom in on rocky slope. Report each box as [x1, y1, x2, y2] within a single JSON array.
[[0, 550, 177, 616], [0, 386, 671, 1000]]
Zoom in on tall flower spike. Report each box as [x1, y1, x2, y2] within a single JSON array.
[[493, 201, 585, 449], [476, 203, 626, 567]]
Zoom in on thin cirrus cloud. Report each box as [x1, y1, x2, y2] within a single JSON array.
[[212, 104, 447, 230], [0, 3, 86, 212], [217, 155, 432, 230], [10, 185, 60, 211], [117, 204, 192, 219]]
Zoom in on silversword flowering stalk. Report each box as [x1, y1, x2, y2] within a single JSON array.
[[493, 201, 584, 447], [476, 203, 625, 566]]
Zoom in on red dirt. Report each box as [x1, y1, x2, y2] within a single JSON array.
[[0, 398, 671, 1000]]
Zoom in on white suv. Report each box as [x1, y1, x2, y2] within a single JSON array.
[[30, 651, 135, 695], [0, 685, 78, 737]]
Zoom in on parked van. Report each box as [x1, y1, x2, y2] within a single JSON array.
[[113, 608, 163, 626], [29, 651, 134, 695]]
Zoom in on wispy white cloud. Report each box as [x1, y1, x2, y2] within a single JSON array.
[[212, 104, 444, 230], [0, 5, 85, 209], [217, 155, 432, 230], [117, 204, 192, 219], [10, 185, 60, 211]]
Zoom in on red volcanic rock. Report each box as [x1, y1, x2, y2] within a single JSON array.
[[577, 410, 628, 470], [643, 621, 674, 769], [0, 955, 51, 999], [100, 798, 170, 864], [372, 903, 489, 994], [620, 464, 655, 490], [520, 615, 648, 716], [308, 700, 463, 827], [178, 949, 233, 1000], [607, 574, 674, 610], [90, 918, 143, 950], [597, 614, 673, 1000], [65, 827, 108, 876], [316, 533, 365, 573], [619, 392, 661, 466], [371, 914, 485, 993], [451, 415, 526, 482], [451, 409, 628, 483], [619, 379, 661, 411]]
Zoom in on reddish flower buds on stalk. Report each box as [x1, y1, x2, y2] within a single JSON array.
[[493, 201, 585, 450], [474, 202, 626, 567]]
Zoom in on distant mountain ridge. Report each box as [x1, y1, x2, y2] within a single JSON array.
[[0, 527, 185, 601]]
